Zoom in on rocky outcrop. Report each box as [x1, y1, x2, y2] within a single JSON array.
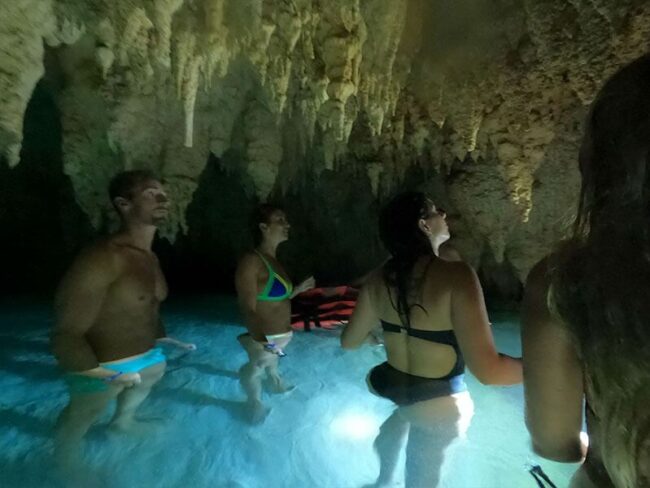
[[2, 0, 650, 284]]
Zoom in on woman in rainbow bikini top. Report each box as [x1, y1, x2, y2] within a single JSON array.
[[235, 204, 315, 424]]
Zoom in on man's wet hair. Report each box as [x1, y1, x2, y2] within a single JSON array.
[[108, 170, 159, 208]]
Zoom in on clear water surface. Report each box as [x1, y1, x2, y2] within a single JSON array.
[[0, 296, 579, 487]]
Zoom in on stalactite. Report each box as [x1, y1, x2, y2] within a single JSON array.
[[172, 9, 200, 148], [200, 0, 229, 86], [358, 0, 408, 136], [149, 0, 185, 68], [2, 0, 649, 276], [315, 0, 367, 167], [182, 58, 201, 148], [244, 100, 282, 200], [0, 0, 55, 167]]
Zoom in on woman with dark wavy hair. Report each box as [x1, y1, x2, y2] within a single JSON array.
[[342, 191, 522, 487], [522, 54, 650, 487]]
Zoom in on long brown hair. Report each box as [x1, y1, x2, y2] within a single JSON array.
[[552, 54, 650, 486]]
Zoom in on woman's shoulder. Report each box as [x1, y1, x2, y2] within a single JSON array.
[[236, 251, 265, 272], [432, 258, 475, 279], [425, 259, 483, 298], [364, 266, 386, 292]]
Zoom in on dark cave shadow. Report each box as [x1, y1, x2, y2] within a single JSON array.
[[0, 358, 60, 383], [162, 295, 243, 326], [0, 336, 57, 386], [0, 335, 51, 357], [0, 407, 54, 438]]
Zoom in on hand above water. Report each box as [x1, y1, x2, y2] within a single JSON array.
[[294, 276, 316, 295], [157, 337, 197, 351], [107, 372, 142, 387]]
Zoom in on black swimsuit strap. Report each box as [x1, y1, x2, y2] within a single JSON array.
[[380, 320, 458, 345], [380, 319, 465, 379], [528, 465, 558, 488]]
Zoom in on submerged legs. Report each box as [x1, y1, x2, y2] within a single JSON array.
[[54, 387, 120, 466], [54, 362, 166, 466], [109, 361, 166, 431], [237, 334, 288, 423], [403, 393, 473, 488], [265, 355, 294, 393], [239, 359, 270, 423], [368, 393, 474, 488], [405, 419, 459, 487], [370, 408, 410, 487]]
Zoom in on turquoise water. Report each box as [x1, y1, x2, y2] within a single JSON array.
[[0, 297, 578, 487]]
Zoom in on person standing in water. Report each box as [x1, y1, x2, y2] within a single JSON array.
[[235, 204, 315, 423], [522, 54, 650, 487], [51, 170, 195, 465], [342, 192, 522, 487]]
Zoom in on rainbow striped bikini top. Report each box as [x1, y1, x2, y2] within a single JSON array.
[[256, 251, 293, 302]]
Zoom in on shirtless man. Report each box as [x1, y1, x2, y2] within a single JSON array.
[[51, 170, 194, 463]]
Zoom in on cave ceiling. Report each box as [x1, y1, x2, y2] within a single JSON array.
[[2, 0, 650, 279]]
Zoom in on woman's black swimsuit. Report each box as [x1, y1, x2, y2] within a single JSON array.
[[368, 320, 467, 406]]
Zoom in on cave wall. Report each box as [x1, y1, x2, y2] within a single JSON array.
[[159, 153, 386, 293], [2, 0, 650, 295], [0, 79, 93, 294]]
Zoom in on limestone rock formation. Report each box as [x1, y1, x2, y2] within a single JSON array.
[[2, 0, 650, 286]]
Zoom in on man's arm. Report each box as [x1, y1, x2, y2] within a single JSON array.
[[51, 247, 118, 373], [235, 254, 267, 342], [156, 318, 196, 351], [522, 258, 586, 462]]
